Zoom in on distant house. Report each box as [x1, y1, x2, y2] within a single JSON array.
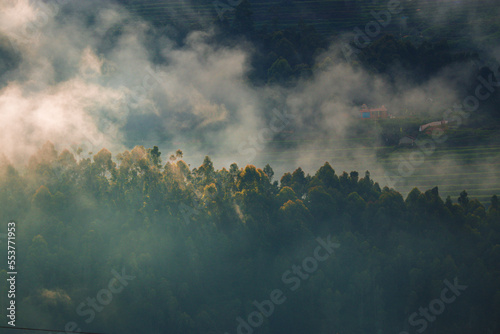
[[419, 120, 448, 132], [360, 104, 388, 119], [399, 135, 416, 146]]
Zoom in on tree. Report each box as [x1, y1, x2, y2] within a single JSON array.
[[291, 167, 307, 197], [196, 156, 215, 185], [263, 163, 274, 181], [237, 165, 267, 192], [277, 199, 312, 243], [349, 171, 359, 188], [148, 146, 162, 168], [93, 148, 115, 176], [280, 172, 292, 188], [458, 190, 469, 211], [346, 191, 366, 222], [170, 149, 183, 162], [277, 186, 297, 205], [491, 195, 499, 210], [26, 235, 51, 290], [5, 146, 500, 333], [314, 162, 339, 189], [306, 186, 337, 230], [267, 57, 293, 84], [32, 185, 53, 212], [232, 0, 254, 36], [57, 149, 77, 167], [28, 141, 58, 170]]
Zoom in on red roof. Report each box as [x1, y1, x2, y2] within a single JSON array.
[[360, 105, 387, 112]]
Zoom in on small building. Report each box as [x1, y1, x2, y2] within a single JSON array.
[[360, 104, 388, 119], [399, 135, 416, 146], [419, 120, 448, 132]]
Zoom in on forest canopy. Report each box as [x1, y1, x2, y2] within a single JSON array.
[[0, 142, 499, 333]]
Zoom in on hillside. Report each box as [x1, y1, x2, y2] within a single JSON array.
[[1, 144, 500, 333]]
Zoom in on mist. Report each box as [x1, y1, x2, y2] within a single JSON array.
[[1, 1, 500, 333], [1, 1, 498, 181]]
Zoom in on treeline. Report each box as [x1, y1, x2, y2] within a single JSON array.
[[0, 142, 499, 333]]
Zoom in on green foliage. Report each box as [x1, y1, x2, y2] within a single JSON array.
[[267, 57, 293, 84], [1, 145, 499, 333]]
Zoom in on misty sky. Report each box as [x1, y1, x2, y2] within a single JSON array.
[[1, 0, 499, 194]]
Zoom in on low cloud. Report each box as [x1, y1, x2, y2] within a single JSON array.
[[0, 0, 497, 199]]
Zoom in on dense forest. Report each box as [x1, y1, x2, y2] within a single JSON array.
[[1, 1, 500, 333], [1, 142, 499, 333], [119, 0, 500, 88]]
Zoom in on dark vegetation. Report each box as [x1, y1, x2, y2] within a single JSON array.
[[120, 0, 500, 88], [1, 1, 499, 333], [1, 142, 499, 333]]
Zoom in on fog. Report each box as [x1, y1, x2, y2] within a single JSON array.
[[0, 0, 499, 198], [0, 2, 499, 333]]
